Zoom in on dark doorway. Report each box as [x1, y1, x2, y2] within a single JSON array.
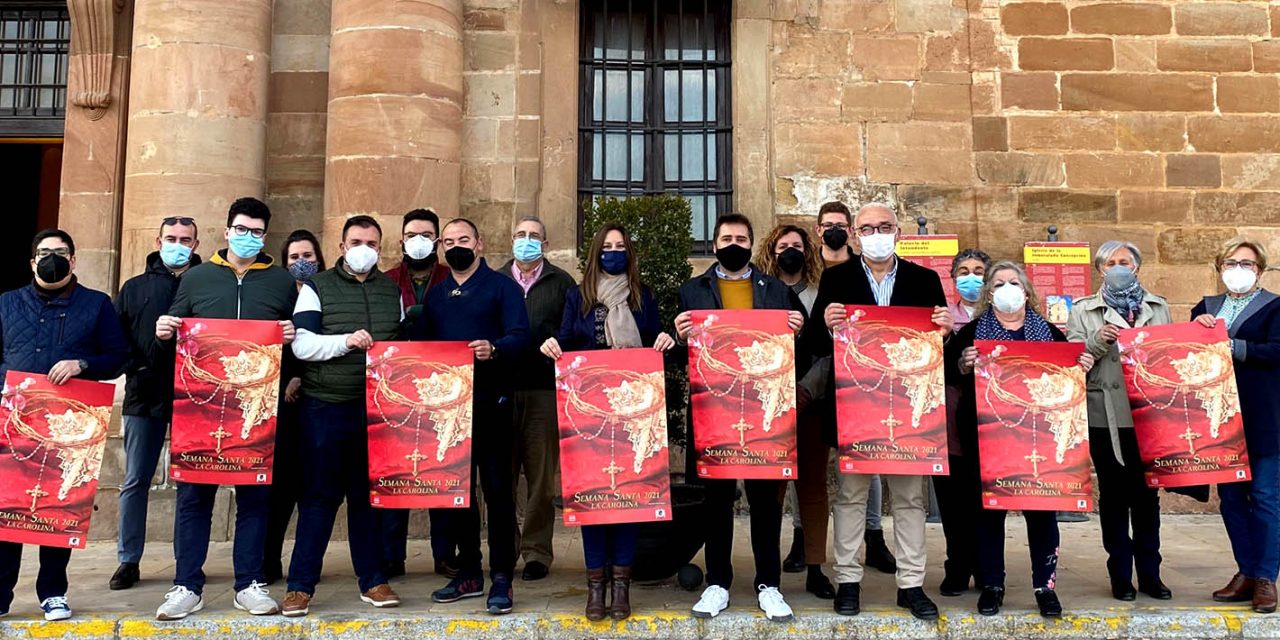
[[0, 142, 61, 293]]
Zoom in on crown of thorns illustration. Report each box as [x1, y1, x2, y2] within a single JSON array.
[[177, 323, 282, 454], [2, 378, 111, 513], [368, 347, 474, 466]]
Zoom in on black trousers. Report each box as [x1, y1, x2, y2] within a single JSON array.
[[0, 544, 69, 610], [933, 454, 981, 584], [1089, 427, 1162, 582], [264, 398, 303, 574], [703, 479, 784, 589], [977, 509, 1059, 590]]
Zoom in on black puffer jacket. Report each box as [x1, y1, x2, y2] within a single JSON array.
[[115, 250, 203, 418]]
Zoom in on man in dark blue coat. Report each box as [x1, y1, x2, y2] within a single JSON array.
[[0, 229, 129, 621]]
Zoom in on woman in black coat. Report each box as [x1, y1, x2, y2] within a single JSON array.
[[1192, 238, 1280, 614], [945, 261, 1094, 619]]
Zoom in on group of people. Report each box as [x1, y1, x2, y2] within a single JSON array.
[[0, 196, 1276, 625]]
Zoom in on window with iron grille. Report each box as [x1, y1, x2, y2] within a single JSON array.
[[578, 0, 731, 254], [0, 2, 69, 137]]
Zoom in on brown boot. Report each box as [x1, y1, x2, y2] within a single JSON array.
[[586, 568, 608, 621], [609, 565, 632, 620], [1213, 573, 1256, 602], [1255, 579, 1278, 614]]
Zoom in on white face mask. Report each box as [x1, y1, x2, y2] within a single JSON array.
[[991, 282, 1027, 314], [344, 244, 379, 274], [404, 235, 435, 260], [860, 232, 897, 261], [1222, 267, 1258, 294]]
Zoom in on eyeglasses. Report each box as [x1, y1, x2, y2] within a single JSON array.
[[35, 248, 70, 258], [856, 223, 897, 237], [819, 222, 849, 231], [1224, 260, 1259, 270], [404, 231, 436, 240], [163, 217, 196, 226], [230, 224, 266, 239]]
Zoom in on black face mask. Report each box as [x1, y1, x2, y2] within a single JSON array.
[[715, 244, 752, 273], [444, 246, 476, 272], [777, 247, 805, 275], [36, 254, 71, 286], [405, 254, 436, 270], [822, 227, 849, 250]]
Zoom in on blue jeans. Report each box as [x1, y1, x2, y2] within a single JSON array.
[[581, 524, 638, 570], [1220, 453, 1280, 582], [286, 397, 386, 595], [117, 415, 168, 564], [173, 482, 269, 595]]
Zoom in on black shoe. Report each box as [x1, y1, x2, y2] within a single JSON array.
[[897, 587, 939, 621], [805, 567, 836, 599], [384, 561, 406, 580], [434, 557, 459, 578], [1138, 577, 1173, 600], [1111, 579, 1136, 601], [1036, 589, 1063, 618], [834, 582, 861, 616], [977, 586, 1004, 616], [109, 563, 139, 591], [864, 529, 897, 574], [939, 571, 971, 597], [783, 528, 806, 573], [521, 561, 549, 581]]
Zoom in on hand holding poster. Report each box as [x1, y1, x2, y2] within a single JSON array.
[[171, 319, 283, 485], [688, 309, 797, 479], [556, 349, 672, 526], [1118, 322, 1250, 487], [0, 373, 114, 548], [366, 342, 474, 509], [834, 306, 949, 475], [974, 340, 1093, 511]]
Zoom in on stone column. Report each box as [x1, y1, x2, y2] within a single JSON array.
[[119, 0, 273, 280], [58, 0, 133, 293], [324, 0, 463, 255]]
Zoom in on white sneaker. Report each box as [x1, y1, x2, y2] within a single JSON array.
[[691, 584, 730, 618], [757, 585, 794, 622], [156, 586, 203, 621], [234, 581, 280, 615], [40, 596, 71, 621]]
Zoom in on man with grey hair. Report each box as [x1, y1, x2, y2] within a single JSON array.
[[500, 215, 576, 581]]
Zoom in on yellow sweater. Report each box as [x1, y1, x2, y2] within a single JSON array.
[[718, 277, 753, 310]]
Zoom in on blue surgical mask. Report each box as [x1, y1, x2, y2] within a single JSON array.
[[600, 250, 628, 275], [955, 274, 984, 303], [227, 233, 264, 259], [513, 237, 543, 263], [160, 242, 192, 269]]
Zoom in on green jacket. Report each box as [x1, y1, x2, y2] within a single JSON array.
[[167, 250, 297, 322], [293, 263, 403, 403]]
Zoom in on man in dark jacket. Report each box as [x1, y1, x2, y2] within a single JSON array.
[[499, 215, 575, 581], [109, 216, 202, 591], [0, 228, 130, 621], [279, 216, 402, 616], [414, 218, 529, 615], [674, 213, 805, 623], [151, 198, 297, 621], [808, 203, 953, 621]]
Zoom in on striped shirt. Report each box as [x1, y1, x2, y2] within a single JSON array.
[[861, 257, 899, 306]]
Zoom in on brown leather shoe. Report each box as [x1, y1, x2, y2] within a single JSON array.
[[1255, 579, 1277, 614], [1213, 573, 1255, 603], [585, 568, 607, 621], [281, 591, 311, 618], [360, 583, 401, 608], [610, 565, 632, 621]]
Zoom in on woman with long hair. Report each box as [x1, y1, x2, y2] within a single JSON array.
[[539, 224, 674, 621]]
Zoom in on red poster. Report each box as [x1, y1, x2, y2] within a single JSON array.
[[974, 340, 1093, 511], [1118, 322, 1251, 488], [171, 319, 283, 485], [1024, 242, 1092, 326], [0, 373, 114, 548], [366, 342, 474, 509], [688, 310, 797, 480], [556, 349, 672, 526], [834, 306, 949, 475], [898, 235, 960, 305]]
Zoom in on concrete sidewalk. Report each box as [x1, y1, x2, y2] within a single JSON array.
[[1, 514, 1272, 639]]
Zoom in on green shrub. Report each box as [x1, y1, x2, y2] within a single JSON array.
[[580, 194, 694, 446]]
